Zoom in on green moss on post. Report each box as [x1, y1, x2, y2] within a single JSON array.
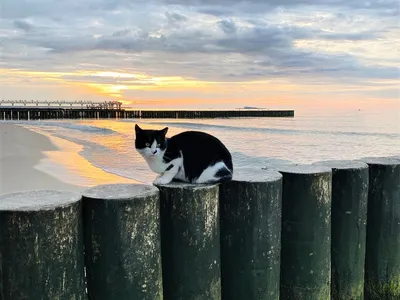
[[219, 167, 283, 300], [82, 183, 162, 300], [156, 182, 221, 300], [313, 160, 369, 300], [276, 164, 332, 300], [0, 190, 85, 300], [361, 157, 400, 300]]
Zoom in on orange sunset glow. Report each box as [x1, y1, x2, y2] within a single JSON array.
[[0, 0, 398, 110]]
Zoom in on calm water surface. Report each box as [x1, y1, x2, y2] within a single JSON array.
[[15, 107, 400, 184]]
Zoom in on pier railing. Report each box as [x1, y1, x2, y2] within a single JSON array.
[[1, 156, 399, 300], [0, 100, 122, 110]]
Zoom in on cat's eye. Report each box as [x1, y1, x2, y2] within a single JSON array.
[[157, 144, 161, 147], [145, 143, 150, 147]]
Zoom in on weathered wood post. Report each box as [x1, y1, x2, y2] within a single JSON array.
[[219, 167, 283, 300], [0, 190, 85, 300], [82, 183, 162, 300], [156, 182, 221, 300], [314, 160, 369, 300], [361, 157, 400, 300], [276, 164, 332, 300]]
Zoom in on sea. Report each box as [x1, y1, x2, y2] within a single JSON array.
[[5, 106, 400, 187]]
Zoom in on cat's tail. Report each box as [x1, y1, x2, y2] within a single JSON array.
[[212, 166, 233, 183], [195, 162, 233, 184]]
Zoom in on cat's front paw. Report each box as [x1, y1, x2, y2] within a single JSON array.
[[153, 176, 172, 185]]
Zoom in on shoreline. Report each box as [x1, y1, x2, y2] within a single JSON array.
[[0, 123, 138, 196], [0, 123, 84, 195]]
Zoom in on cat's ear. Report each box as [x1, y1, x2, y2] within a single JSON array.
[[135, 124, 142, 134], [160, 127, 168, 136]]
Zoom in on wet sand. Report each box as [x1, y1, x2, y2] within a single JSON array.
[[0, 123, 85, 195]]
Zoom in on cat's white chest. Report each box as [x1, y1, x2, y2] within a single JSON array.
[[145, 157, 167, 174]]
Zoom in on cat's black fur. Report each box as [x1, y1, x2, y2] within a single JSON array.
[[135, 125, 233, 184], [164, 130, 233, 182]]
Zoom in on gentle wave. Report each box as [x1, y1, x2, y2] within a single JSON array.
[[5, 120, 117, 134], [52, 133, 152, 183], [44, 122, 117, 134], [146, 121, 400, 139]]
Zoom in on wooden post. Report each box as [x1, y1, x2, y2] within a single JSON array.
[[276, 164, 332, 300], [314, 160, 369, 300], [0, 190, 85, 300], [219, 167, 283, 300], [361, 157, 400, 300], [82, 183, 162, 300], [156, 182, 221, 300]]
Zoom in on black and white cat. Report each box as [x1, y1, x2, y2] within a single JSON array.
[[134, 124, 233, 185]]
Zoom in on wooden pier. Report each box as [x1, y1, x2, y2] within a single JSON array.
[[0, 100, 294, 120], [124, 109, 294, 119], [0, 107, 123, 121]]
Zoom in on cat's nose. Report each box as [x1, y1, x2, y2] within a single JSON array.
[[152, 150, 157, 154]]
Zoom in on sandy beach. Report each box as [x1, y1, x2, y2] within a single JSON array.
[[0, 123, 138, 196], [0, 123, 85, 195]]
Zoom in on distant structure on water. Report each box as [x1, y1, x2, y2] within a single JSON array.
[[0, 100, 294, 120], [0, 100, 122, 110]]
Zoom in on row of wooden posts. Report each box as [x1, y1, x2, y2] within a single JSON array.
[[0, 156, 399, 300], [0, 108, 295, 120]]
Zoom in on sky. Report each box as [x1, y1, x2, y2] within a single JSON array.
[[0, 0, 399, 109]]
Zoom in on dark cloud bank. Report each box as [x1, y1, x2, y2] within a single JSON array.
[[1, 0, 399, 87]]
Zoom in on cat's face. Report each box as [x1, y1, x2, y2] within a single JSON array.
[[135, 124, 168, 159]]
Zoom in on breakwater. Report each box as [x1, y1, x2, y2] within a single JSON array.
[[0, 107, 294, 120], [1, 156, 399, 300]]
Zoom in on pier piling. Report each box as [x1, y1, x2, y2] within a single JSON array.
[[156, 182, 221, 300], [0, 190, 85, 300], [314, 160, 369, 300], [275, 164, 332, 300], [1, 155, 399, 300], [219, 167, 283, 300], [81, 184, 163, 300], [361, 157, 400, 300]]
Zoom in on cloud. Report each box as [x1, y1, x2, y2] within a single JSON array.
[[165, 11, 187, 23], [0, 0, 399, 101], [13, 20, 34, 31], [218, 19, 237, 34], [161, 0, 398, 10]]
